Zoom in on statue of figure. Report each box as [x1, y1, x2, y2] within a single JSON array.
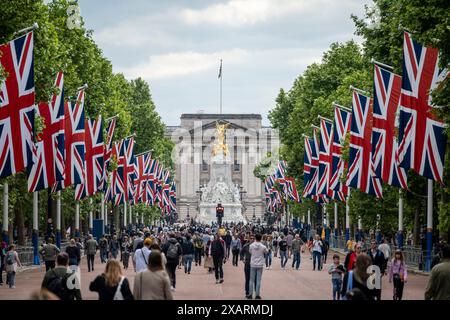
[[212, 122, 229, 157], [233, 185, 240, 203]]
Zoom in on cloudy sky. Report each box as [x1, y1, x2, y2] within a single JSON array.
[[76, 0, 372, 126]]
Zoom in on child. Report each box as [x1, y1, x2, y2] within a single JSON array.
[[328, 254, 344, 300], [389, 250, 407, 300]]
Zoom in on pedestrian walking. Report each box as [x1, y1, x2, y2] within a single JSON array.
[[286, 232, 293, 259], [291, 234, 304, 270], [389, 250, 407, 300], [133, 251, 173, 300], [85, 235, 98, 272], [223, 231, 232, 259], [425, 244, 450, 300], [99, 235, 109, 263], [322, 240, 330, 264], [278, 235, 288, 269], [210, 233, 227, 284], [248, 233, 267, 300], [109, 235, 120, 260], [65, 238, 81, 267], [40, 238, 60, 272], [263, 235, 273, 270], [368, 239, 386, 300], [0, 242, 5, 286], [181, 234, 194, 274], [193, 233, 204, 266], [121, 236, 132, 270], [4, 244, 21, 289], [312, 234, 323, 271], [134, 238, 152, 273], [341, 253, 376, 300], [162, 233, 182, 291], [240, 235, 253, 298], [231, 234, 242, 267], [89, 259, 134, 300], [328, 254, 345, 300], [41, 253, 82, 300]]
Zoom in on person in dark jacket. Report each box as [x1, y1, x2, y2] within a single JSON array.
[[65, 239, 81, 266], [341, 253, 376, 300], [211, 233, 227, 284], [240, 235, 254, 298], [89, 259, 133, 300], [162, 233, 183, 291], [222, 231, 232, 259], [367, 240, 386, 300], [109, 235, 120, 259], [41, 253, 82, 300], [181, 234, 195, 274]]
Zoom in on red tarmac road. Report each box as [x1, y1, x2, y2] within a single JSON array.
[[0, 250, 429, 300]]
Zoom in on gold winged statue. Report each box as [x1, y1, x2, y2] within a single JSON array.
[[212, 122, 229, 156]]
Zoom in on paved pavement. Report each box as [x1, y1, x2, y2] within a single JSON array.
[[0, 250, 429, 300]]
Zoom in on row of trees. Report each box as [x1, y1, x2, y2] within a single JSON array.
[[0, 0, 174, 244], [264, 0, 449, 243]]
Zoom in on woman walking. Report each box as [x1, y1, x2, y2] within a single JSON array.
[[389, 250, 407, 300], [5, 244, 22, 289], [231, 234, 242, 267], [263, 235, 273, 269], [89, 259, 134, 300], [133, 251, 173, 300]]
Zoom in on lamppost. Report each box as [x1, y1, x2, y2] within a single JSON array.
[[186, 204, 190, 224], [196, 186, 204, 223], [239, 185, 247, 221], [252, 206, 256, 224]]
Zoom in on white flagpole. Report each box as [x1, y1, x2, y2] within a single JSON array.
[[334, 202, 338, 248], [75, 202, 80, 237], [101, 193, 105, 231], [398, 189, 404, 248], [123, 201, 127, 228], [89, 198, 93, 233], [56, 191, 61, 248], [32, 192, 40, 265], [426, 179, 433, 271], [345, 188, 351, 250]]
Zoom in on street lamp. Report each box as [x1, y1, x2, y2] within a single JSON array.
[[252, 206, 256, 224]]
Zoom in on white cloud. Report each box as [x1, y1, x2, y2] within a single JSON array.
[[117, 48, 249, 80], [180, 0, 356, 27]]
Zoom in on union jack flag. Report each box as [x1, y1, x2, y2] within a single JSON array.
[[169, 182, 177, 212], [53, 88, 85, 191], [302, 128, 320, 201], [27, 72, 65, 192], [160, 170, 171, 211], [0, 31, 36, 178], [318, 118, 333, 199], [347, 91, 382, 198], [105, 140, 121, 203], [75, 116, 104, 200], [286, 177, 300, 202], [397, 32, 448, 183], [372, 64, 408, 189], [146, 158, 157, 205], [329, 106, 351, 202], [133, 152, 151, 205], [117, 137, 135, 204], [101, 116, 117, 191]]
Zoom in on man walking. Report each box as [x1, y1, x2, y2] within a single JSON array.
[[40, 238, 60, 272], [99, 235, 109, 263], [248, 233, 267, 300], [240, 235, 253, 298], [425, 244, 450, 300], [85, 235, 98, 272], [278, 235, 288, 270], [162, 233, 182, 291], [291, 234, 304, 270], [210, 233, 226, 284]]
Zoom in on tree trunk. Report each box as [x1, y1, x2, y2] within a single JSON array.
[[14, 202, 25, 246]]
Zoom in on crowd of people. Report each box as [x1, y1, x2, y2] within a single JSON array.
[[1, 221, 449, 301]]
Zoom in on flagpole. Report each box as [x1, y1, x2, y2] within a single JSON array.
[[56, 191, 61, 249], [13, 22, 39, 36], [398, 189, 404, 249], [345, 188, 350, 251], [2, 182, 9, 244], [75, 202, 80, 237], [32, 192, 40, 265], [425, 179, 433, 272], [123, 201, 127, 228], [220, 59, 222, 114], [89, 198, 93, 234], [101, 193, 105, 232], [334, 202, 338, 248]]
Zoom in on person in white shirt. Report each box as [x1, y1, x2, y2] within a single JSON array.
[[248, 234, 268, 300], [312, 234, 323, 271], [134, 238, 152, 273]]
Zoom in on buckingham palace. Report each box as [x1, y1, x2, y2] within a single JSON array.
[[165, 113, 280, 223]]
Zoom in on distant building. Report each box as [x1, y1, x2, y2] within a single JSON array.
[[166, 113, 280, 222]]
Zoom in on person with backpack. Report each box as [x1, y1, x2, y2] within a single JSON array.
[[134, 238, 152, 273], [99, 235, 109, 263], [210, 232, 227, 284], [5, 244, 21, 289], [85, 235, 98, 272], [89, 259, 134, 300], [40, 238, 60, 272], [133, 251, 173, 300], [193, 233, 204, 266], [231, 234, 242, 267], [41, 253, 82, 300], [181, 234, 194, 274], [162, 233, 182, 291]]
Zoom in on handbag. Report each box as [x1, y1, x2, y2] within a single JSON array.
[[113, 276, 125, 300], [204, 256, 214, 269]]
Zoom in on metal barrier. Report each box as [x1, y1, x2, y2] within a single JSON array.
[[15, 241, 70, 266]]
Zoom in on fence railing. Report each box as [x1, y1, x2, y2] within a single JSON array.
[[16, 241, 71, 266], [329, 235, 425, 270]]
